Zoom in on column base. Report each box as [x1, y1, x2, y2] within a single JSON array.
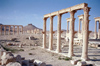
[[81, 57, 90, 61], [56, 49, 61, 53], [49, 48, 53, 51], [68, 53, 75, 58]]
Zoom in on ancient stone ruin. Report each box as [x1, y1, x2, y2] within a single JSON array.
[[0, 25, 23, 35], [42, 3, 91, 61]]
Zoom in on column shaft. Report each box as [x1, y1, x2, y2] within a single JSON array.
[[0, 26, 2, 35], [13, 26, 15, 35], [68, 11, 76, 57], [4, 26, 6, 35], [95, 21, 97, 39], [49, 16, 53, 50], [98, 22, 100, 39], [81, 7, 90, 61], [9, 26, 11, 35], [67, 22, 69, 33], [81, 19, 84, 34], [43, 18, 47, 48], [79, 19, 81, 33], [56, 14, 62, 53], [22, 26, 23, 34], [17, 26, 19, 34]]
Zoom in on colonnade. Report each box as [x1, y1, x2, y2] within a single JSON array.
[[94, 17, 100, 39], [0, 25, 23, 35], [43, 3, 90, 61]]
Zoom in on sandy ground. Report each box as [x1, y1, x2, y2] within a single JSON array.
[[0, 33, 100, 66]]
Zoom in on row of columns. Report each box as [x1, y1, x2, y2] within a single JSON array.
[[43, 6, 90, 61], [0, 25, 23, 35], [94, 17, 100, 39]]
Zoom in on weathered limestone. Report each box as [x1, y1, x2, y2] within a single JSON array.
[[0, 25, 23, 35], [43, 3, 91, 61], [34, 60, 46, 66], [9, 26, 11, 35], [1, 51, 16, 65], [13, 26, 15, 35], [0, 25, 2, 35], [4, 26, 6, 35], [68, 11, 76, 57], [17, 26, 19, 34], [43, 18, 47, 48], [66, 18, 70, 33], [94, 17, 100, 39], [49, 16, 54, 50], [6, 62, 21, 66], [56, 13, 62, 53], [33, 29, 40, 34], [21, 26, 23, 34], [78, 15, 84, 39], [76, 61, 87, 66], [81, 7, 90, 61], [66, 18, 70, 41]]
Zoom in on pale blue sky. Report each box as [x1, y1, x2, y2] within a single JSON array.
[[0, 0, 100, 31]]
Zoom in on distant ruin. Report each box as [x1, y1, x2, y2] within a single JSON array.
[[0, 25, 23, 35]]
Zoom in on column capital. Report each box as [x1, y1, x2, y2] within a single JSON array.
[[57, 11, 62, 17], [50, 15, 54, 18], [43, 18, 47, 20], [83, 7, 91, 13], [70, 10, 77, 15]]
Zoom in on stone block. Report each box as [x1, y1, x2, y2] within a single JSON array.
[[70, 60, 78, 65], [76, 61, 87, 66]]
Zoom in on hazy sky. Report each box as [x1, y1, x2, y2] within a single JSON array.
[[0, 0, 100, 31]]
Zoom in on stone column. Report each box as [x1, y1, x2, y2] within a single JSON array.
[[49, 16, 54, 50], [43, 18, 47, 48], [0, 26, 2, 35], [94, 21, 97, 39], [81, 7, 90, 61], [21, 26, 23, 34], [4, 26, 6, 35], [68, 10, 76, 57], [56, 13, 62, 53], [98, 22, 100, 39], [81, 19, 84, 34], [13, 26, 15, 35], [9, 26, 11, 35], [17, 26, 19, 34], [79, 19, 81, 33], [67, 22, 69, 33]]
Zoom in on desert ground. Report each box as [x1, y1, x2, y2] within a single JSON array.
[[0, 32, 100, 66]]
